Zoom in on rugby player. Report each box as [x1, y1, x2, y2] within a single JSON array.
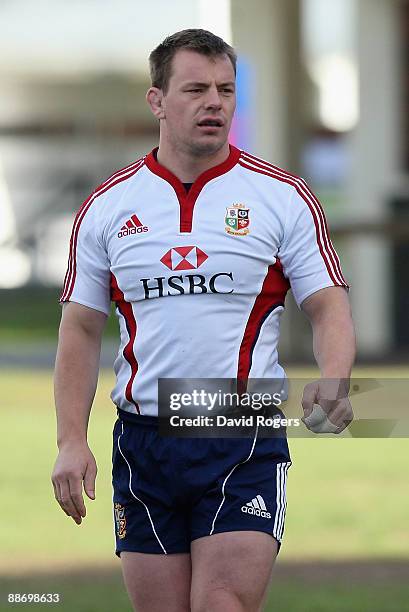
[[52, 29, 355, 612]]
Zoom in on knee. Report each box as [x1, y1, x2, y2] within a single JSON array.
[[191, 585, 246, 612]]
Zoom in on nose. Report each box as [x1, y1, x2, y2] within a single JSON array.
[[204, 85, 222, 110]]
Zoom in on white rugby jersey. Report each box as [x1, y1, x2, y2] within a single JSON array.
[[60, 145, 348, 416]]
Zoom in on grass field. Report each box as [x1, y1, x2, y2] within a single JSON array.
[[2, 565, 409, 612], [0, 288, 119, 342], [1, 367, 408, 611]]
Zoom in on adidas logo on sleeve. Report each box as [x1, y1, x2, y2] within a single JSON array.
[[241, 495, 271, 518], [118, 214, 149, 238]]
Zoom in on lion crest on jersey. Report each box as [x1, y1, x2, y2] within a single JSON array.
[[114, 502, 127, 539], [225, 203, 250, 236]]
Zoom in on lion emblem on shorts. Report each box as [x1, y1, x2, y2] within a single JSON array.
[[114, 503, 127, 539]]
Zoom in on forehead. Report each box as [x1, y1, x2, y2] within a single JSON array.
[[168, 49, 235, 85]]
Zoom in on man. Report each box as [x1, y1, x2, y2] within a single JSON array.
[[52, 29, 355, 612]]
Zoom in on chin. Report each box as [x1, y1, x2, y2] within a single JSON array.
[[189, 138, 227, 157]]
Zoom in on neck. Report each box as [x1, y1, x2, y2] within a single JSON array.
[[156, 138, 230, 183]]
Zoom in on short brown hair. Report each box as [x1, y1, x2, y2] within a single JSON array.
[[149, 29, 237, 93]]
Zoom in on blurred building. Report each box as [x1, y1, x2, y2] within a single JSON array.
[[0, 0, 408, 361]]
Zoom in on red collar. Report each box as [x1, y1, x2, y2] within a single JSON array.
[[145, 144, 241, 233]]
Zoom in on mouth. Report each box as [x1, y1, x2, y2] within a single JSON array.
[[197, 118, 224, 128]]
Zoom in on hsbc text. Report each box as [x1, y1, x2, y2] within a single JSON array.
[[140, 272, 234, 299]]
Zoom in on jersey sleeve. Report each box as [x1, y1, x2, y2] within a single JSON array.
[[59, 193, 111, 316], [278, 182, 349, 308]]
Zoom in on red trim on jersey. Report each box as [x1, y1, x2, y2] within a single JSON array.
[[239, 152, 348, 287], [60, 158, 145, 302], [60, 190, 94, 301], [237, 260, 290, 389], [239, 154, 348, 287], [145, 145, 241, 233], [243, 151, 347, 285], [110, 273, 140, 414]]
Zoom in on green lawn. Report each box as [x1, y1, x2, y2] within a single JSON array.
[[0, 367, 408, 611], [1, 568, 409, 612], [0, 288, 119, 342]]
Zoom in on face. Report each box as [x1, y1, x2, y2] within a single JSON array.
[[148, 49, 236, 157]]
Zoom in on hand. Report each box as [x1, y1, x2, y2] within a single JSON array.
[[301, 379, 353, 434], [51, 442, 97, 525]]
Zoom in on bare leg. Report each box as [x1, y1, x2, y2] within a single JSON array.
[[121, 551, 191, 612], [190, 531, 278, 612]]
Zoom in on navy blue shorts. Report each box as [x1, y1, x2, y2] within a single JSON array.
[[112, 409, 291, 556]]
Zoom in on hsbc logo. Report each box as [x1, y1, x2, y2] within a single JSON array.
[[140, 245, 233, 299], [160, 246, 208, 271], [140, 272, 234, 299]]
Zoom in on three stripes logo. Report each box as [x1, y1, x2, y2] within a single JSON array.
[[241, 495, 271, 518], [118, 214, 149, 238]]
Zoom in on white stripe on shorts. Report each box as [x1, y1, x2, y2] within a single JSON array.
[[272, 461, 291, 543], [209, 424, 259, 535], [117, 421, 167, 554]]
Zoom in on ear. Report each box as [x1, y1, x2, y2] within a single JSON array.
[[146, 87, 165, 120]]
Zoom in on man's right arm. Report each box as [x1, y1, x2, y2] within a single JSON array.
[[52, 301, 107, 525]]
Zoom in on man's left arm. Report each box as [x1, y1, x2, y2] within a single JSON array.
[[300, 286, 356, 433]]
